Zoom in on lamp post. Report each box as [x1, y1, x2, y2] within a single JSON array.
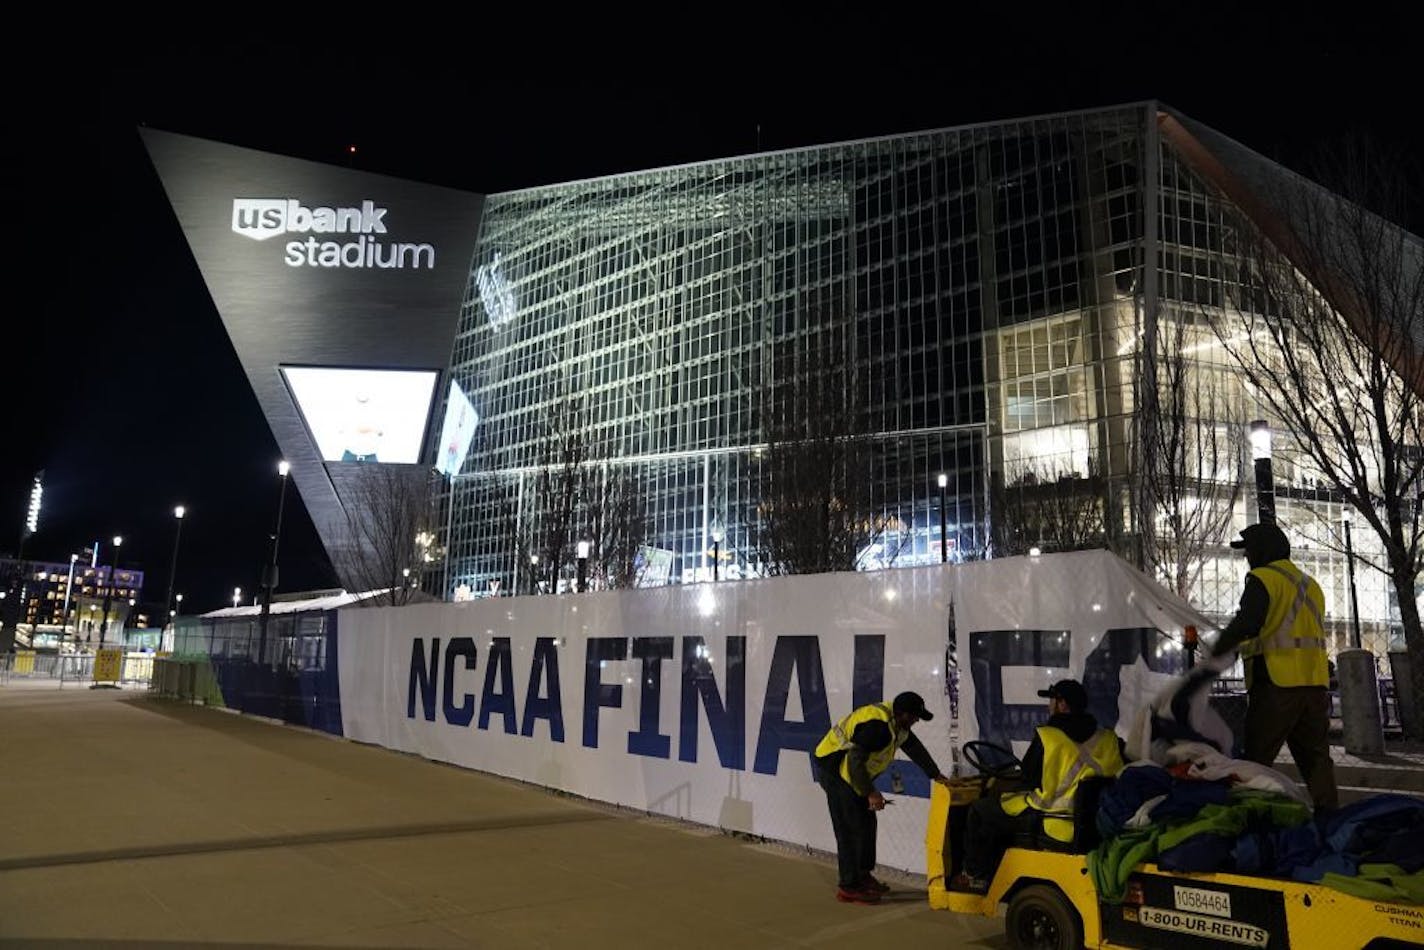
[[529, 554, 539, 595], [937, 473, 949, 563], [710, 519, 725, 582], [1343, 511, 1363, 650], [576, 540, 590, 592], [256, 461, 290, 666], [1248, 420, 1276, 525], [165, 505, 186, 626], [61, 553, 78, 635], [99, 535, 123, 647]]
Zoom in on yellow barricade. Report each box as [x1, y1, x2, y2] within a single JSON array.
[[93, 648, 123, 683]]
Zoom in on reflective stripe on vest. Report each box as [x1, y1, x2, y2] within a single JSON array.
[[813, 702, 904, 785], [1002, 726, 1124, 841], [1242, 560, 1329, 688]]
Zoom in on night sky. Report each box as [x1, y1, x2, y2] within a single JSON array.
[[6, 13, 1420, 615]]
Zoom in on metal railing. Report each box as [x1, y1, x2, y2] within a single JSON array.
[[1, 651, 154, 688]]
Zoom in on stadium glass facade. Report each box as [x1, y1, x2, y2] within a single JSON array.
[[439, 102, 1407, 659]]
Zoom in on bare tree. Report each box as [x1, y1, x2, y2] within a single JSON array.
[[332, 466, 440, 607], [499, 395, 649, 593], [1201, 136, 1424, 732], [1139, 317, 1248, 598], [990, 463, 1110, 557], [756, 316, 896, 575], [583, 464, 649, 590]]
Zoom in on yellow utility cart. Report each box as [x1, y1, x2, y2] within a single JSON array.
[[926, 741, 1422, 949]]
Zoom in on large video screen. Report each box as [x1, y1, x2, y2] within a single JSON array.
[[281, 366, 438, 464], [434, 379, 480, 477]]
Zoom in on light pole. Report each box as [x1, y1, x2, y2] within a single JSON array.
[[1249, 420, 1276, 525], [256, 461, 290, 666], [937, 473, 949, 563], [1343, 511, 1363, 650], [529, 554, 539, 595], [165, 505, 186, 626], [61, 553, 78, 638], [710, 519, 725, 582], [99, 535, 123, 647], [576, 540, 590, 592]]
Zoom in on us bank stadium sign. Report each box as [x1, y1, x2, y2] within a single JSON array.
[[231, 198, 435, 270]]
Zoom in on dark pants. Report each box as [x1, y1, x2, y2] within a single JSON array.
[[1245, 681, 1339, 810], [962, 795, 1039, 879], [817, 765, 877, 888]]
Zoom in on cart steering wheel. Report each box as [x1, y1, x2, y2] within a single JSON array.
[[963, 740, 1024, 781]]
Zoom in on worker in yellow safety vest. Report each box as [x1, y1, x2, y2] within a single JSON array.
[[1209, 522, 1338, 809], [813, 692, 952, 904], [951, 679, 1124, 893]]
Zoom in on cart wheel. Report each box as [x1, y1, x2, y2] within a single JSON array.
[[1005, 885, 1083, 950]]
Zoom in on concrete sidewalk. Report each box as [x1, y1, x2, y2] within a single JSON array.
[[0, 688, 999, 949]]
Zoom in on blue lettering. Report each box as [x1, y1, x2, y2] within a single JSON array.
[[521, 637, 565, 741], [627, 637, 674, 759], [1082, 627, 1185, 730], [407, 637, 439, 721], [479, 637, 518, 733], [753, 636, 832, 775], [443, 637, 477, 727], [852, 635, 885, 709], [583, 637, 628, 748], [969, 629, 1071, 747], [680, 636, 746, 769]]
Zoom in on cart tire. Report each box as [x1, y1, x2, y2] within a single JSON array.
[[1005, 884, 1083, 950]]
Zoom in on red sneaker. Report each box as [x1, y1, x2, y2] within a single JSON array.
[[859, 874, 891, 893], [835, 885, 882, 904]]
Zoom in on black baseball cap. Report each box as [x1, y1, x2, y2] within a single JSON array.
[[1037, 679, 1088, 713], [1229, 523, 1289, 551], [892, 691, 934, 721]]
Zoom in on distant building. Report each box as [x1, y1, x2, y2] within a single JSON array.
[[0, 557, 146, 640]]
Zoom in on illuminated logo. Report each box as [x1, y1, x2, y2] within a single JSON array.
[[230, 198, 434, 270]]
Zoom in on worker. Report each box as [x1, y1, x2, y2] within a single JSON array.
[[952, 679, 1124, 892], [1210, 522, 1338, 809], [814, 691, 952, 904]]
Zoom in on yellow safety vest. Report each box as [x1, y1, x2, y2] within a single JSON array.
[[1002, 726, 1124, 842], [814, 702, 906, 789], [1241, 560, 1329, 689]]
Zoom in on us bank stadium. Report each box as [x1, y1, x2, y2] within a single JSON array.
[[144, 101, 1417, 663]]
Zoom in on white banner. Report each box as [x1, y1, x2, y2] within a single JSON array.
[[337, 550, 1213, 872]]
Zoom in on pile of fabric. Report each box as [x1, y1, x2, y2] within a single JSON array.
[[1089, 746, 1312, 901], [1091, 661, 1424, 905]]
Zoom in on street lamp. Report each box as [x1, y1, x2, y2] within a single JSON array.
[[257, 461, 290, 665], [710, 519, 725, 582], [232, 587, 241, 609], [529, 554, 539, 595], [576, 540, 590, 592], [61, 553, 78, 637], [165, 505, 186, 627], [1343, 511, 1363, 650], [937, 473, 949, 564], [1249, 420, 1276, 525], [99, 535, 123, 647]]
